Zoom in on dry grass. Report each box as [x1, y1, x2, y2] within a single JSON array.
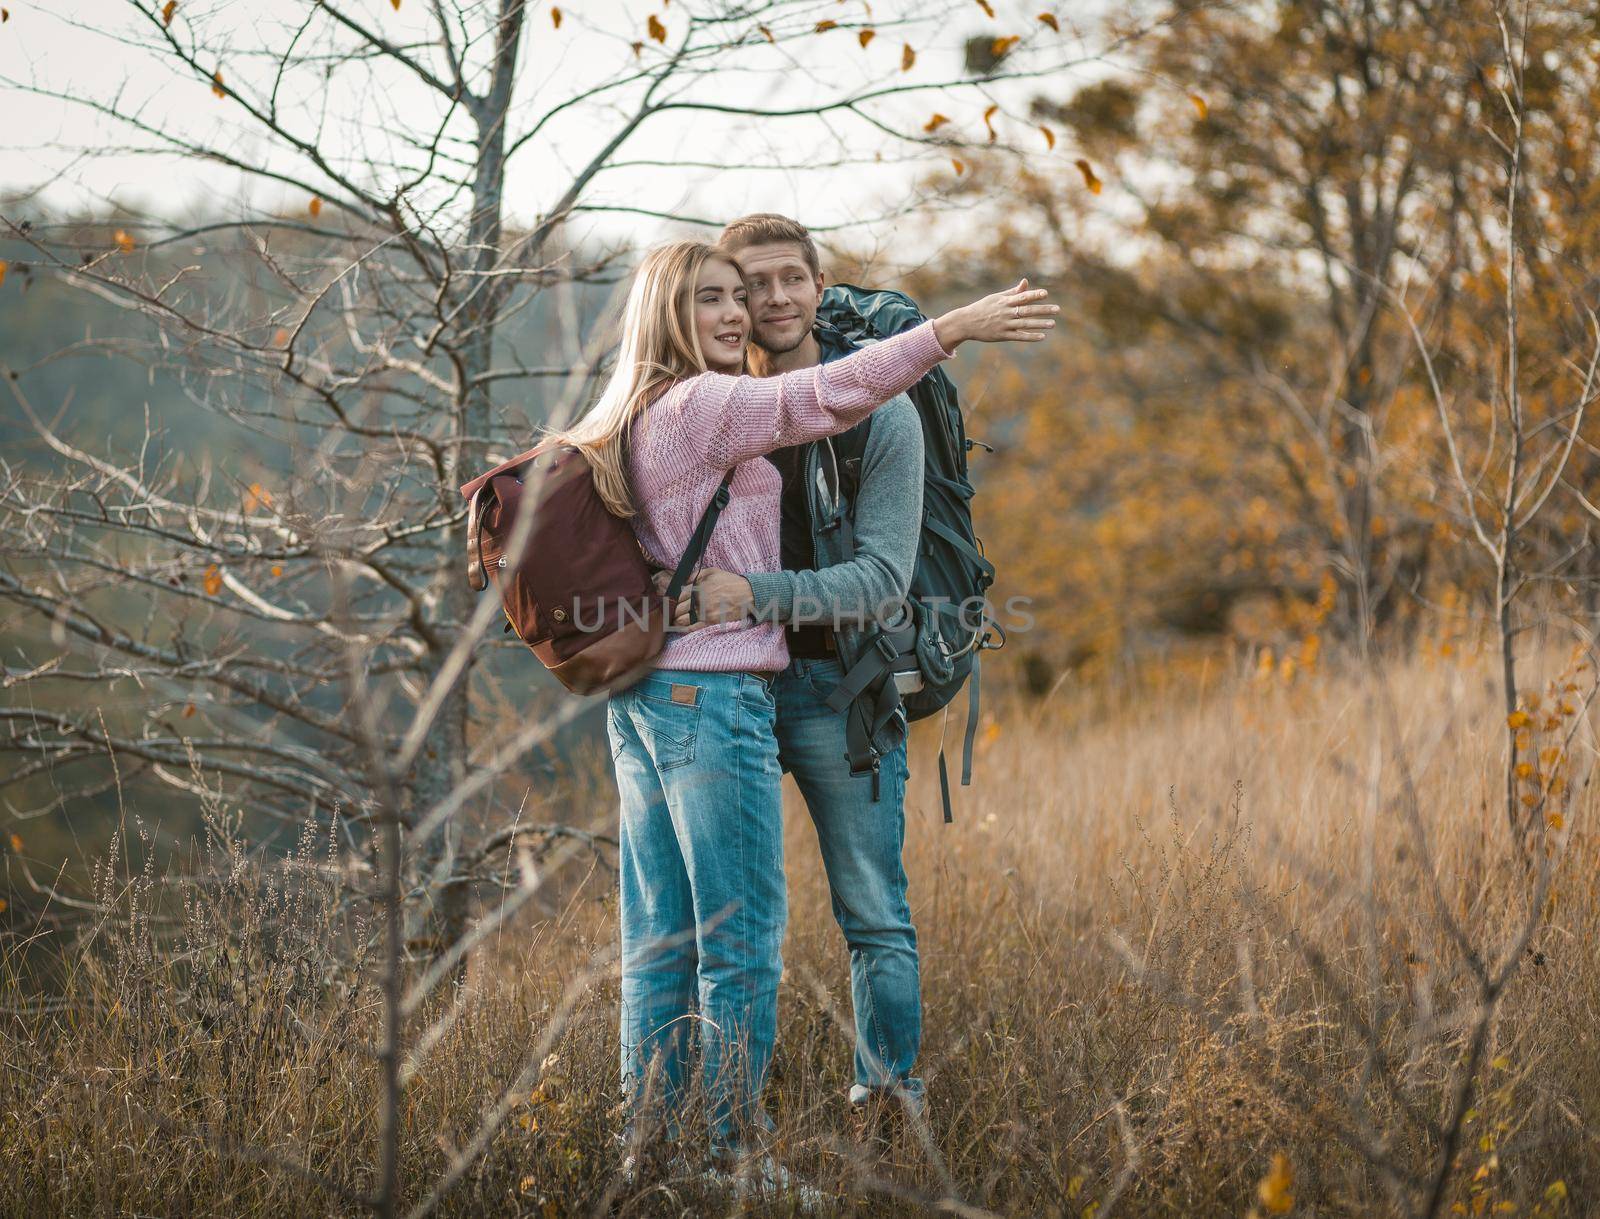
[[3, 643, 1596, 1217]]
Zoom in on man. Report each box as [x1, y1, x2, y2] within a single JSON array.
[[673, 213, 928, 1130]]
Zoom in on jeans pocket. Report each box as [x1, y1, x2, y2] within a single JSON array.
[[635, 686, 701, 771], [803, 658, 845, 703]]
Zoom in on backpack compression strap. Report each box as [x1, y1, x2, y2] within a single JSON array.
[[665, 468, 738, 604]]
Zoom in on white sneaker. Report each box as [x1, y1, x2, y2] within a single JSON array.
[[703, 1154, 826, 1211]]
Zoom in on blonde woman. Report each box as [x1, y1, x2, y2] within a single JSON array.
[[560, 239, 1054, 1175]]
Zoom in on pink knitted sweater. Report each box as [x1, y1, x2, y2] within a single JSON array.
[[629, 319, 953, 673]]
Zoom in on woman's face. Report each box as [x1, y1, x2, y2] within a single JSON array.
[[691, 257, 749, 373]]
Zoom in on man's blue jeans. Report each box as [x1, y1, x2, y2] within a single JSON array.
[[607, 669, 785, 1153], [775, 656, 924, 1104]]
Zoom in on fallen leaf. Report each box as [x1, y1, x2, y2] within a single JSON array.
[[1257, 1152, 1294, 1215], [0, 899, 8, 915], [647, 13, 666, 42], [308, 196, 323, 217], [0, 261, 7, 288], [923, 112, 950, 133], [211, 69, 225, 99], [390, 0, 400, 9], [975, 0, 994, 14], [162, 1, 177, 27], [9, 833, 21, 851], [273, 328, 290, 346], [951, 158, 966, 175], [858, 28, 875, 48], [1039, 124, 1056, 149], [1190, 92, 1208, 119], [203, 565, 223, 596], [814, 19, 837, 32], [1038, 12, 1059, 31], [271, 564, 283, 577], [182, 703, 196, 718], [1074, 158, 1102, 194], [630, 40, 642, 56], [551, 5, 561, 27], [983, 103, 999, 142], [901, 42, 915, 71], [757, 24, 773, 42], [114, 229, 135, 253], [991, 35, 1020, 57]]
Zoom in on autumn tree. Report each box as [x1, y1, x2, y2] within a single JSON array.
[[916, 0, 1600, 682]]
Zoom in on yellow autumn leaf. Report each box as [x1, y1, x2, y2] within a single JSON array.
[[1549, 812, 1565, 830], [1515, 762, 1533, 779], [1074, 158, 1102, 193], [0, 898, 8, 915], [308, 196, 323, 217], [244, 482, 273, 512], [182, 703, 196, 718], [1491, 1055, 1510, 1070], [162, 0, 177, 26], [8, 833, 21, 851], [551, 6, 561, 27], [975, 0, 994, 14], [991, 35, 1020, 57], [203, 565, 223, 596], [114, 229, 135, 253], [270, 564, 283, 577], [901, 42, 915, 71], [0, 260, 8, 288], [757, 24, 773, 43], [1507, 710, 1530, 729], [1040, 124, 1056, 149], [390, 0, 400, 10], [211, 70, 226, 99], [1038, 12, 1059, 31], [951, 157, 966, 175], [983, 103, 999, 142], [923, 113, 950, 133], [814, 19, 838, 32], [858, 28, 875, 48], [1257, 1152, 1294, 1214], [1189, 93, 1208, 119], [647, 13, 666, 43]]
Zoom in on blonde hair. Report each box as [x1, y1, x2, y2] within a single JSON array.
[[557, 240, 747, 517]]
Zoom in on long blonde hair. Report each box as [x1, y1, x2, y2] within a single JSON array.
[[557, 240, 747, 517]]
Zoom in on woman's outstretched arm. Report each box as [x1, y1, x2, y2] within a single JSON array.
[[655, 282, 1055, 471]]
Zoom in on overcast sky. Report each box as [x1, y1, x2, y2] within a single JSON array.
[[0, 0, 1121, 265]]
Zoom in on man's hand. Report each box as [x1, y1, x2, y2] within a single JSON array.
[[672, 568, 755, 630]]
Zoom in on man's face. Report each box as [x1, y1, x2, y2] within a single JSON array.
[[733, 241, 823, 356]]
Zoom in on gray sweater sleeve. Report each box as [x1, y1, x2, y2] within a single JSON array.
[[744, 393, 924, 626]]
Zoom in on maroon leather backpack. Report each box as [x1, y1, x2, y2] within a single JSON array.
[[460, 443, 733, 695]]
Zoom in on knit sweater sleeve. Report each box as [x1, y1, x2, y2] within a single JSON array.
[[658, 320, 951, 472]]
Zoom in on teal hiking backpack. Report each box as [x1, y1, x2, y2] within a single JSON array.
[[816, 283, 1005, 821]]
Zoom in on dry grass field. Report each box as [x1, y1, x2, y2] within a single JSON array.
[[3, 640, 1595, 1217]]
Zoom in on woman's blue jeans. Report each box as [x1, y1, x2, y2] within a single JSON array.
[[606, 668, 785, 1154]]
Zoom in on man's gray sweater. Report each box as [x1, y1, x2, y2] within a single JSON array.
[[744, 392, 924, 629]]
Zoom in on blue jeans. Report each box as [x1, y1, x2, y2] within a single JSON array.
[[606, 668, 785, 1153], [775, 656, 923, 1104]]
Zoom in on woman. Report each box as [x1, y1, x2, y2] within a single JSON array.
[[559, 240, 1054, 1164]]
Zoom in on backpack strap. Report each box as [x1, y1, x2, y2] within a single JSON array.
[[931, 654, 980, 824], [665, 467, 738, 603]]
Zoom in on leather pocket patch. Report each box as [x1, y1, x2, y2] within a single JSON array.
[[670, 684, 699, 706]]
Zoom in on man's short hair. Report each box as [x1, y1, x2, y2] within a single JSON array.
[[717, 213, 821, 277]]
